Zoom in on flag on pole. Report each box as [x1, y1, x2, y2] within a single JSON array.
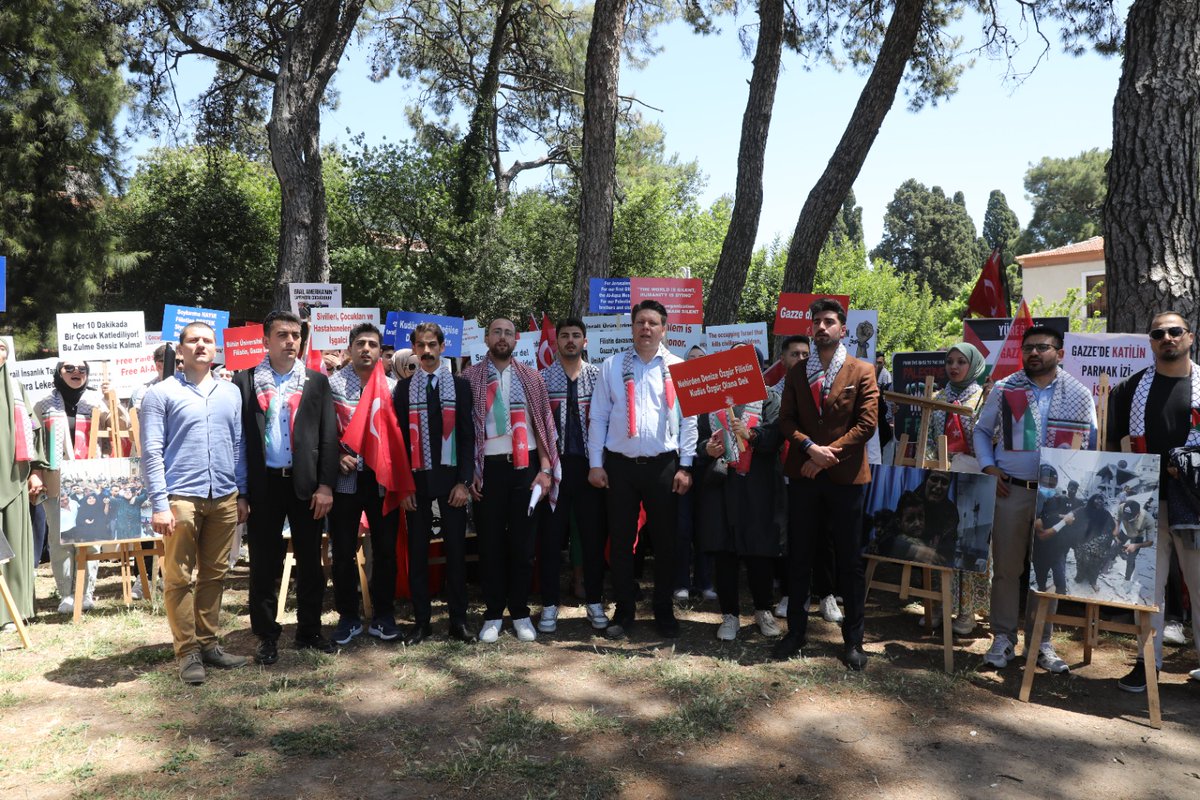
[[967, 249, 1007, 318], [990, 300, 1033, 383], [762, 359, 787, 387], [341, 361, 416, 514], [536, 312, 556, 370]]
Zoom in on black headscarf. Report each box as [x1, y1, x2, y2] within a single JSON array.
[[53, 361, 87, 417]]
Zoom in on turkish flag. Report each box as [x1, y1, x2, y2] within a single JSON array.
[[990, 300, 1033, 383], [528, 314, 539, 332], [307, 346, 326, 375], [763, 359, 787, 387], [967, 249, 1006, 318], [536, 312, 556, 370], [341, 361, 416, 514]]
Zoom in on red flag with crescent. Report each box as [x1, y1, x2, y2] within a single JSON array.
[[967, 249, 1006, 318], [341, 361, 415, 514], [536, 312, 556, 370]]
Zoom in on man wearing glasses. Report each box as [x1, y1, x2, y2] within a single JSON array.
[[974, 324, 1096, 674], [1107, 312, 1200, 692]]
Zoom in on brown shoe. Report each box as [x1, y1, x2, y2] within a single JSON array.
[[200, 645, 248, 669], [179, 652, 206, 685]]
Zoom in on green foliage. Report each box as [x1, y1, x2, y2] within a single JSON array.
[[1017, 148, 1108, 254], [982, 189, 1020, 260], [827, 189, 865, 249], [1029, 286, 1106, 333]]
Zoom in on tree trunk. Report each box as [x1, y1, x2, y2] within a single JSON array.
[[780, 0, 925, 294], [569, 0, 629, 318], [703, 0, 785, 326], [1104, 0, 1200, 333]]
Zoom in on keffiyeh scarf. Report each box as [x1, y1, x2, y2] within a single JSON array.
[[998, 367, 1093, 451], [36, 390, 101, 465], [9, 376, 36, 462], [931, 383, 983, 455], [544, 360, 599, 453], [622, 346, 680, 439], [1130, 363, 1200, 453], [253, 357, 307, 451], [710, 402, 762, 476], [806, 344, 847, 415], [408, 365, 458, 471]]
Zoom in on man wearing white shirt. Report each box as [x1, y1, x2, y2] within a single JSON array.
[[589, 300, 699, 639]]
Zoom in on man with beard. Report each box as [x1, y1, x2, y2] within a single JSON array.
[[539, 318, 607, 633], [974, 325, 1096, 675], [464, 318, 558, 643]]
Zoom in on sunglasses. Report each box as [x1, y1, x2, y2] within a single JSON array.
[[62, 365, 89, 374], [1150, 326, 1190, 340], [1020, 343, 1057, 354]]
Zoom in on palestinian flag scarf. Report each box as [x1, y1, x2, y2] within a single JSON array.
[[408, 364, 457, 471], [622, 345, 679, 439], [253, 357, 307, 452], [710, 402, 762, 475], [36, 390, 101, 464], [998, 367, 1094, 451], [1129, 363, 1200, 453], [485, 359, 531, 467]]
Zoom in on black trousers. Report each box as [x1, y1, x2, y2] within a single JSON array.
[[477, 457, 538, 620], [713, 552, 775, 616], [605, 450, 679, 624], [810, 523, 838, 599], [247, 473, 326, 640], [330, 470, 398, 622], [785, 476, 867, 646], [541, 454, 605, 606], [405, 471, 469, 627]]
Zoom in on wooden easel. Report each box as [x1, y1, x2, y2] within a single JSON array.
[[87, 364, 140, 458], [71, 536, 164, 623], [276, 530, 373, 622], [0, 558, 32, 650], [882, 375, 973, 470]]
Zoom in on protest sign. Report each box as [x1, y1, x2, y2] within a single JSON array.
[[1062, 332, 1153, 409], [774, 293, 851, 335], [0, 255, 6, 313], [466, 335, 536, 367], [705, 323, 768, 358], [289, 283, 342, 319], [963, 316, 1069, 377], [93, 345, 159, 398], [222, 324, 266, 371], [145, 331, 162, 345], [630, 277, 704, 324], [846, 310, 879, 362], [387, 311, 465, 356], [890, 352, 949, 447], [57, 311, 147, 361], [670, 346, 768, 418], [162, 304, 230, 346], [582, 314, 634, 361], [9, 357, 59, 404], [460, 318, 484, 354], [589, 278, 632, 314], [665, 323, 706, 359], [311, 308, 380, 351]]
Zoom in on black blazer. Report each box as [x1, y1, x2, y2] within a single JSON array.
[[233, 368, 340, 503], [394, 373, 475, 497]]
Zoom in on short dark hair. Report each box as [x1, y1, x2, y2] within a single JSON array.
[[153, 343, 169, 362], [410, 322, 445, 345], [348, 323, 382, 346], [809, 298, 846, 324], [780, 335, 810, 354], [1150, 310, 1189, 331], [557, 317, 587, 336], [1022, 324, 1063, 349], [263, 310, 303, 335], [178, 321, 215, 344], [632, 299, 668, 325]]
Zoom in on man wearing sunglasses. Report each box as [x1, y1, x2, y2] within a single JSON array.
[[974, 324, 1096, 675], [1107, 311, 1200, 692]]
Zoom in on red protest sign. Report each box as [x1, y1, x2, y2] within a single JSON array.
[[669, 345, 768, 418], [630, 277, 704, 324], [222, 323, 265, 371], [774, 293, 850, 335]]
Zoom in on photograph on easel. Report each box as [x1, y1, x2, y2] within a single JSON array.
[[56, 457, 153, 544], [865, 466, 997, 571], [1032, 448, 1161, 608]]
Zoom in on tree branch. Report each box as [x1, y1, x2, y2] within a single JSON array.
[[156, 2, 279, 83]]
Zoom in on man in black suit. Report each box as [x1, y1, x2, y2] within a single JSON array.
[[394, 322, 476, 644], [234, 310, 340, 664]]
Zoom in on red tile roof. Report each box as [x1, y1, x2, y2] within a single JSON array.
[[1016, 236, 1105, 268]]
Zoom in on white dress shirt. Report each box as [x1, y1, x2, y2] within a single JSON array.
[[588, 348, 698, 468]]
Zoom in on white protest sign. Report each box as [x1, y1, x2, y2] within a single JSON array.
[[467, 337, 537, 368], [90, 345, 159, 399], [705, 322, 768, 358], [9, 357, 59, 403], [289, 283, 342, 319], [461, 319, 484, 353], [846, 310, 879, 362], [145, 331, 162, 345], [666, 323, 706, 359], [57, 312, 147, 361], [582, 314, 633, 361], [310, 308, 379, 351], [1062, 332, 1154, 410]]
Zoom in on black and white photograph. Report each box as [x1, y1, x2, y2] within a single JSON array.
[[865, 465, 996, 572], [1031, 448, 1160, 609], [57, 457, 154, 544]]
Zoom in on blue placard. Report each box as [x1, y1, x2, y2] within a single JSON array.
[[161, 304, 231, 346], [384, 311, 400, 347], [388, 311, 464, 357], [0, 255, 6, 313], [589, 277, 631, 314]]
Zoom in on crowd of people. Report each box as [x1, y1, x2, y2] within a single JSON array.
[[0, 301, 1197, 698]]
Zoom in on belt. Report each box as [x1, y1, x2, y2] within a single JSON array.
[[1005, 476, 1037, 490], [266, 467, 293, 478], [484, 453, 536, 464], [606, 450, 675, 465]]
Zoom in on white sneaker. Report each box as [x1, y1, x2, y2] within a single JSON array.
[[820, 595, 844, 624], [673, 588, 690, 601], [701, 589, 718, 602], [538, 605, 558, 633], [774, 596, 788, 618], [512, 617, 537, 642], [1163, 620, 1186, 646], [755, 609, 782, 637], [716, 614, 739, 641], [478, 619, 503, 643], [1036, 643, 1070, 674], [81, 595, 95, 612], [57, 597, 74, 615], [1188, 668, 1200, 682], [131, 583, 144, 601], [586, 603, 609, 630], [952, 615, 977, 636], [983, 635, 1014, 669]]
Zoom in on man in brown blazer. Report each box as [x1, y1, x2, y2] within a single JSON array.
[[773, 298, 878, 669]]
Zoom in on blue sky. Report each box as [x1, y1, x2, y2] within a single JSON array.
[[125, 6, 1125, 253]]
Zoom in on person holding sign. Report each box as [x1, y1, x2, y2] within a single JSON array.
[[140, 322, 249, 685], [589, 300, 699, 640], [973, 325, 1096, 675], [773, 299, 878, 669], [1107, 311, 1200, 692], [464, 318, 558, 644], [234, 310, 340, 664]]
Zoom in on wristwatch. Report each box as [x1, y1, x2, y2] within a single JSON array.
[[540, 467, 553, 476]]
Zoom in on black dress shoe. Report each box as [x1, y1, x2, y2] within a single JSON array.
[[404, 624, 434, 646], [845, 644, 869, 671], [448, 622, 476, 643], [255, 637, 279, 665], [654, 615, 680, 638], [771, 634, 803, 661], [295, 633, 336, 654]]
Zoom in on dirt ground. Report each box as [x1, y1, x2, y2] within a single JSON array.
[[2, 559, 1199, 800]]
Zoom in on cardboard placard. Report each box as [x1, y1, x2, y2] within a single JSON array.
[[963, 316, 1069, 378], [386, 311, 465, 356], [705, 322, 768, 359], [93, 345, 159, 399], [467, 336, 536, 368], [630, 277, 704, 324], [774, 293, 851, 335], [582, 314, 634, 361], [890, 351, 949, 445], [310, 308, 380, 351], [289, 282, 342, 319], [222, 324, 266, 371], [665, 323, 706, 359], [589, 278, 632, 314], [9, 357, 59, 404], [57, 312, 147, 361], [846, 310, 879, 362], [1061, 332, 1153, 408], [0, 255, 6, 313], [670, 346, 768, 418], [162, 304, 230, 347]]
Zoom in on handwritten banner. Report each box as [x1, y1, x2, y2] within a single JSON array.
[[774, 293, 850, 336], [670, 345, 768, 418]]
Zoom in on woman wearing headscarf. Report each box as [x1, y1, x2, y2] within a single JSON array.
[[392, 348, 417, 382], [32, 361, 127, 614], [924, 342, 989, 635], [0, 340, 43, 628]]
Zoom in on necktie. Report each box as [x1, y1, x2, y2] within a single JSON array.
[[427, 373, 436, 405]]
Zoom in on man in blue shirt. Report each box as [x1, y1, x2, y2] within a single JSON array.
[[141, 321, 248, 685]]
